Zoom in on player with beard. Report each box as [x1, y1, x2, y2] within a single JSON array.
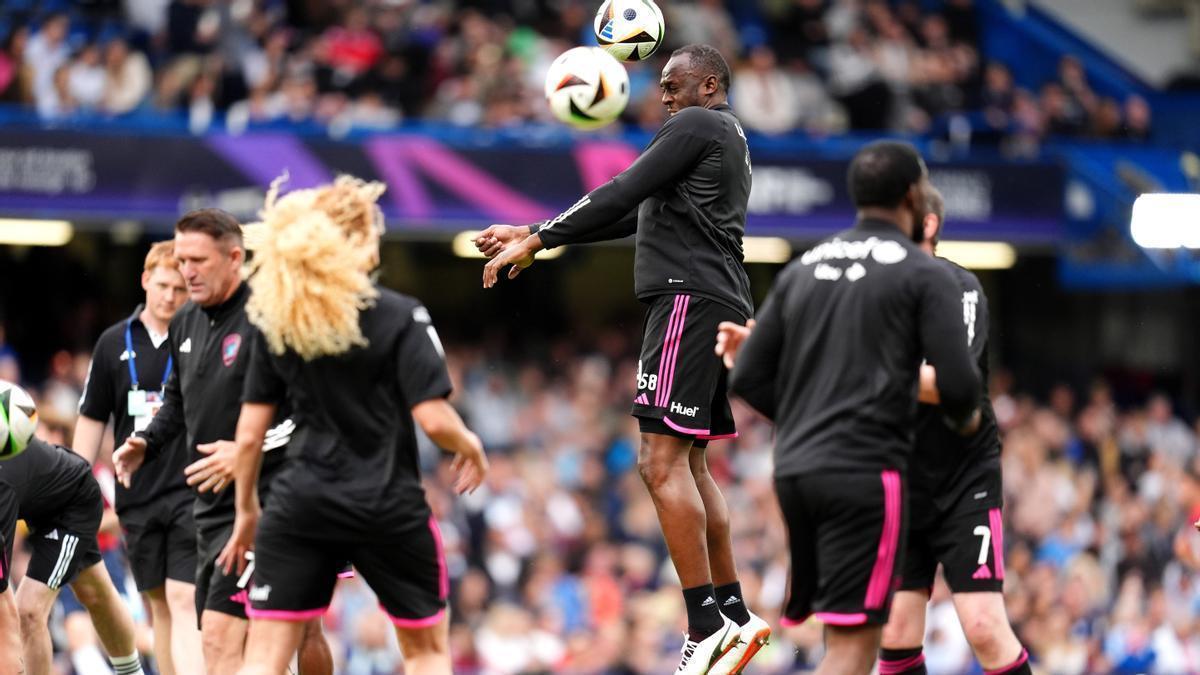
[[718, 141, 981, 675]]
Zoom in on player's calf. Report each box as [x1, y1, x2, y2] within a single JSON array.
[[952, 592, 1029, 673], [817, 625, 883, 675], [879, 590, 930, 674]]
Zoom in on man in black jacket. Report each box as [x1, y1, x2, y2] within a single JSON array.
[[477, 44, 768, 674], [113, 210, 331, 675]]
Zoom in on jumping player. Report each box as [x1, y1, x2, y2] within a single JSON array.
[[112, 210, 332, 675], [476, 43, 768, 674], [720, 141, 982, 675], [75, 240, 204, 675], [0, 432, 146, 675], [209, 177, 487, 675], [876, 187, 1031, 675]]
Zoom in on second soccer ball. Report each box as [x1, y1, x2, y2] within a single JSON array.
[[594, 0, 665, 62]]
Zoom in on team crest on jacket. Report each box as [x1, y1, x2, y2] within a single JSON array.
[[221, 334, 242, 367]]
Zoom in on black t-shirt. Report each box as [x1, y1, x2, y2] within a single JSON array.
[[78, 306, 190, 514], [729, 219, 981, 477], [242, 288, 451, 533], [139, 282, 289, 532], [0, 484, 16, 592], [0, 438, 92, 524], [536, 103, 754, 318], [910, 259, 1001, 517]]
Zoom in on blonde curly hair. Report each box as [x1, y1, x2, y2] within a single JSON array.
[[243, 175, 387, 360]]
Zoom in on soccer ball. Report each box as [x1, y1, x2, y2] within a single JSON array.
[[544, 46, 630, 130], [0, 380, 37, 459], [594, 0, 665, 62]]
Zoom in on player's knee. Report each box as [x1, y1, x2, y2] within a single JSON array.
[[636, 448, 679, 491], [201, 617, 241, 663], [165, 582, 195, 615], [17, 599, 46, 634], [961, 610, 1005, 658]]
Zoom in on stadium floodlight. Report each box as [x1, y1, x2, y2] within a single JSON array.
[[452, 230, 564, 259], [1130, 193, 1200, 249], [0, 219, 74, 246], [936, 241, 1016, 270], [742, 237, 792, 263]]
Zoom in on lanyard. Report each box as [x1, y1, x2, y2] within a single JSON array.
[[125, 320, 172, 393]]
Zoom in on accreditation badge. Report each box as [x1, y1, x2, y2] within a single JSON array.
[[130, 390, 165, 432]]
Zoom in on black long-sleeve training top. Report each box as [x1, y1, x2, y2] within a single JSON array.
[[138, 281, 288, 531], [729, 218, 981, 477], [534, 103, 755, 318], [911, 258, 1001, 513]]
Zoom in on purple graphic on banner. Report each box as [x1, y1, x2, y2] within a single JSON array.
[[574, 141, 638, 192], [207, 134, 332, 189], [364, 137, 433, 220], [398, 137, 553, 224]]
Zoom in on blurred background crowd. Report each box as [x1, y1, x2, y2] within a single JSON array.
[[4, 326, 1200, 674], [0, 0, 1156, 144]]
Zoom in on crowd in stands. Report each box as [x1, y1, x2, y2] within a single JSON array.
[[0, 0, 1154, 145], [3, 321, 1200, 674]]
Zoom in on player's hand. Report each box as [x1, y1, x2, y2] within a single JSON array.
[[217, 506, 259, 577], [715, 319, 756, 369], [474, 224, 531, 258], [186, 440, 238, 493], [113, 436, 147, 488], [482, 235, 541, 288], [450, 432, 488, 495]]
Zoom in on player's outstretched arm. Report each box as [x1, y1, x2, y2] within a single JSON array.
[[534, 108, 715, 250], [216, 401, 274, 576], [412, 399, 488, 495]]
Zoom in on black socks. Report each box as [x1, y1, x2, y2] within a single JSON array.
[[682, 584, 723, 640], [714, 581, 751, 626]]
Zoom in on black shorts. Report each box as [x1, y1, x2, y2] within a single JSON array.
[[901, 473, 1005, 594], [121, 491, 197, 593], [25, 475, 104, 590], [632, 294, 745, 442], [775, 470, 907, 627], [194, 523, 252, 622], [248, 508, 446, 627]]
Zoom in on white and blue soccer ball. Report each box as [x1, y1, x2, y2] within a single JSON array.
[[544, 46, 631, 130], [594, 0, 666, 62], [0, 380, 37, 460]]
